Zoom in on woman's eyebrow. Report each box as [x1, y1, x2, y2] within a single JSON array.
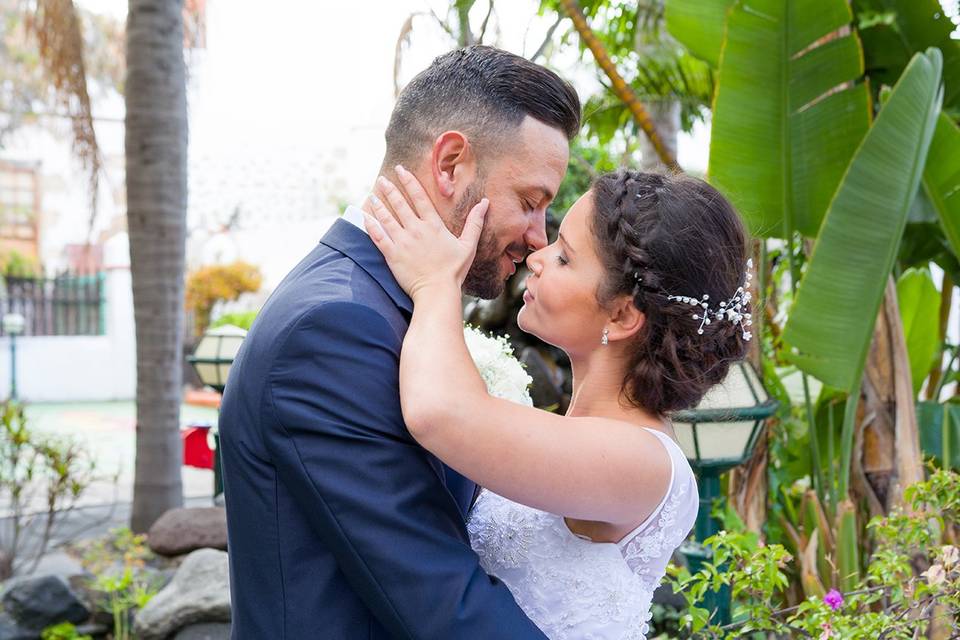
[[558, 232, 575, 254]]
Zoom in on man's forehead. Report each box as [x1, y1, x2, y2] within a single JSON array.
[[500, 122, 569, 184]]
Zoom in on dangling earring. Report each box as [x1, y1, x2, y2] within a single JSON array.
[[601, 328, 609, 346]]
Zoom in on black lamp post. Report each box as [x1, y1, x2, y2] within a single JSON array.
[[673, 360, 777, 625], [3, 313, 25, 402], [187, 324, 246, 497]]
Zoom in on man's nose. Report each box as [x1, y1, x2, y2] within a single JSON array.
[[524, 210, 548, 252]]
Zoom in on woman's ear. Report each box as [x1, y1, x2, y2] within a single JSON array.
[[431, 131, 477, 199], [606, 296, 645, 343]]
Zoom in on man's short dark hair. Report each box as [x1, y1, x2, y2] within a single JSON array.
[[384, 45, 581, 167]]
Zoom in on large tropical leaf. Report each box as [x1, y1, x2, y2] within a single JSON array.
[[916, 400, 960, 469], [896, 267, 941, 395], [923, 110, 960, 258], [854, 0, 960, 113], [782, 48, 944, 391], [707, 0, 872, 239], [663, 0, 734, 67]]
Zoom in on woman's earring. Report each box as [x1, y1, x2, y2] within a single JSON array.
[[601, 328, 609, 346]]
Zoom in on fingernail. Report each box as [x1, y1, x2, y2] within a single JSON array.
[[395, 164, 406, 175], [370, 193, 382, 206]]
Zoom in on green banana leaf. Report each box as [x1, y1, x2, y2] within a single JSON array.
[[707, 0, 872, 239], [896, 268, 941, 395], [782, 48, 944, 392], [923, 111, 960, 258], [854, 0, 960, 112], [664, 0, 734, 68], [917, 400, 960, 469]]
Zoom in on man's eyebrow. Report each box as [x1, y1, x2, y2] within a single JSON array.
[[558, 232, 575, 254], [522, 185, 555, 202]]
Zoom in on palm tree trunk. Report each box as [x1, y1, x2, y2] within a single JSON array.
[[126, 0, 187, 532], [639, 100, 679, 171], [557, 0, 679, 170]]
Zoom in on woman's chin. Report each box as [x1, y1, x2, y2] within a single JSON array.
[[517, 312, 545, 343]]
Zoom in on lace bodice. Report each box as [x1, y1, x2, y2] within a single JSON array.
[[467, 428, 698, 639]]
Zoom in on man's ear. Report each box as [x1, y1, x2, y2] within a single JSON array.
[[607, 296, 645, 343], [430, 131, 477, 199]]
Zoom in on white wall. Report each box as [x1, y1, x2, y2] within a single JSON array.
[[0, 232, 136, 403]]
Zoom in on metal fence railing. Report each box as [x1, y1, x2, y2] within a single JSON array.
[[0, 271, 106, 337]]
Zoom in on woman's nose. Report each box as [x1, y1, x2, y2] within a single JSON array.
[[526, 250, 543, 276]]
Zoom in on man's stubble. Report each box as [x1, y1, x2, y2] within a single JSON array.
[[451, 179, 506, 300]]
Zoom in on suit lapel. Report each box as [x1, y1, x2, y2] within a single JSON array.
[[320, 219, 482, 517], [320, 218, 413, 316]]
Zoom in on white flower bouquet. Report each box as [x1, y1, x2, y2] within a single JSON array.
[[463, 325, 533, 406]]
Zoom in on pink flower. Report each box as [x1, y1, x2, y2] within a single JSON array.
[[823, 588, 843, 611]]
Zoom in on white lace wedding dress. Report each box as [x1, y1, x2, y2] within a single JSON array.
[[467, 428, 698, 639]]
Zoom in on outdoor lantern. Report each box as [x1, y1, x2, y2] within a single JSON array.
[[3, 312, 25, 401], [673, 360, 776, 537], [673, 359, 777, 625], [2, 313, 25, 337], [187, 324, 247, 393], [186, 324, 247, 500]]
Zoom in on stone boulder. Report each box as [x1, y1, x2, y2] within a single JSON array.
[[0, 613, 37, 640], [0, 574, 89, 633], [148, 507, 227, 556], [133, 549, 230, 640], [173, 622, 231, 639]]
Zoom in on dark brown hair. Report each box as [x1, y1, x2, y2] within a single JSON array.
[[590, 170, 751, 415], [384, 45, 581, 167]]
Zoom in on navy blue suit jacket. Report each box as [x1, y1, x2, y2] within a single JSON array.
[[218, 219, 546, 639]]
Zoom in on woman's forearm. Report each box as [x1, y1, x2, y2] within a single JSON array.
[[400, 282, 489, 438]]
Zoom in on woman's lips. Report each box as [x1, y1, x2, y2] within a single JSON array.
[[523, 289, 534, 304]]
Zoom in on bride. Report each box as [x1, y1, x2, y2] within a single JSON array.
[[363, 165, 752, 639]]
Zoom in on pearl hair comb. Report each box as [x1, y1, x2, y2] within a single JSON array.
[[635, 259, 754, 341]]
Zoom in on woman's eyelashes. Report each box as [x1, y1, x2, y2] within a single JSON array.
[[555, 252, 569, 266]]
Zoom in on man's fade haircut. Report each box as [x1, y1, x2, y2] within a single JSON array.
[[384, 45, 581, 169]]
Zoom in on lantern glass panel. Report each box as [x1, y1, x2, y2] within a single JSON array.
[[195, 362, 220, 387]]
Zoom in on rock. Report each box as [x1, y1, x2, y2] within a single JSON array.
[[133, 549, 230, 640], [1, 575, 89, 632], [148, 507, 227, 556], [464, 295, 511, 328], [0, 612, 36, 640], [520, 347, 563, 409], [29, 552, 86, 580], [173, 622, 231, 640], [75, 623, 110, 638]]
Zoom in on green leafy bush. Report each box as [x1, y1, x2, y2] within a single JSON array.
[[668, 468, 960, 638]]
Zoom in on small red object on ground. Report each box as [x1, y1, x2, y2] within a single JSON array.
[[182, 424, 215, 469]]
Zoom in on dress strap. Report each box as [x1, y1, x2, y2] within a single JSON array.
[[614, 428, 678, 548]]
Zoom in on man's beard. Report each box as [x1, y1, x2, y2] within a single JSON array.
[[451, 180, 507, 300]]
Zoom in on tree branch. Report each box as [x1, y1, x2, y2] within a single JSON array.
[[478, 0, 494, 43], [529, 14, 563, 63], [557, 0, 679, 170]]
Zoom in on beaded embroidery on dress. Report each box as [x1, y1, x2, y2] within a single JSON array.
[[467, 428, 698, 639]]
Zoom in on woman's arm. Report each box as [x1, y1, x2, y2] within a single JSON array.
[[366, 168, 671, 525]]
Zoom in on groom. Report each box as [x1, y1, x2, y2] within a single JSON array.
[[219, 45, 580, 639]]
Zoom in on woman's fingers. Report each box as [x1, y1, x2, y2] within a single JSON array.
[[367, 194, 402, 243], [376, 176, 419, 228], [460, 198, 488, 249], [363, 212, 390, 249], [395, 165, 441, 223]]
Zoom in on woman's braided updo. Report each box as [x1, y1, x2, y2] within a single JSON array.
[[590, 169, 751, 415]]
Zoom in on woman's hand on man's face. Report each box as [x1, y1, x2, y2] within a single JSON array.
[[364, 165, 489, 300]]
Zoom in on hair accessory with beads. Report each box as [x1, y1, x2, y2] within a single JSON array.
[[665, 259, 754, 341]]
